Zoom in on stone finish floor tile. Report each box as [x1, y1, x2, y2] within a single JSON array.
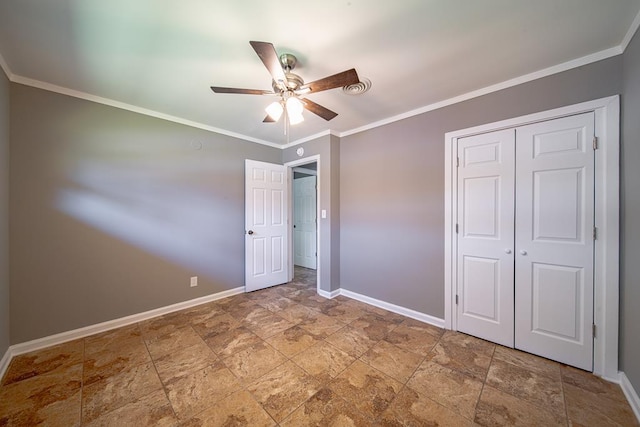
[[486, 358, 565, 418], [475, 384, 566, 426], [152, 339, 218, 385], [297, 311, 345, 338], [426, 331, 495, 381], [164, 362, 242, 420], [221, 341, 288, 383], [280, 387, 370, 427], [564, 382, 640, 426], [407, 360, 484, 420], [182, 390, 276, 427], [2, 339, 84, 386], [145, 325, 205, 360], [292, 341, 356, 383], [0, 363, 82, 426], [265, 326, 321, 358], [83, 389, 177, 427], [384, 322, 441, 356], [246, 361, 321, 422], [82, 361, 163, 423], [327, 360, 403, 419], [493, 345, 561, 380], [361, 339, 423, 383], [0, 267, 637, 426], [203, 326, 263, 358], [324, 325, 379, 358], [379, 386, 473, 426]]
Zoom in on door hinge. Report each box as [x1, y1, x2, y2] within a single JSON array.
[[592, 324, 596, 338], [593, 227, 597, 240], [456, 157, 460, 167], [455, 224, 459, 234], [593, 136, 598, 150], [455, 295, 459, 305]]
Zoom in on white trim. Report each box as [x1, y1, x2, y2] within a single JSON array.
[[8, 286, 243, 357], [282, 130, 336, 149], [11, 75, 282, 148], [444, 95, 620, 379], [620, 372, 640, 423], [292, 167, 317, 176], [621, 8, 640, 52], [318, 288, 340, 299], [285, 155, 321, 295], [2, 41, 628, 150], [339, 288, 445, 329], [337, 47, 622, 140], [0, 346, 11, 382]]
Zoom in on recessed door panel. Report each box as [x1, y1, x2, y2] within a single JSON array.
[[245, 160, 289, 292], [293, 175, 317, 269], [531, 263, 583, 342], [464, 142, 501, 166], [515, 112, 594, 371], [456, 129, 515, 347], [463, 176, 500, 239], [533, 128, 585, 157], [533, 168, 583, 242], [462, 256, 500, 322]]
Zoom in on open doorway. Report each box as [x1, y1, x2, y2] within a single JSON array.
[[287, 157, 319, 292], [292, 162, 317, 287]]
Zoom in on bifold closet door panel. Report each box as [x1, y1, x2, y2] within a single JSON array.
[[514, 112, 595, 371], [456, 129, 515, 347]]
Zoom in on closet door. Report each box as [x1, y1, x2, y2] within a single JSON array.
[[514, 113, 595, 370], [456, 129, 515, 347]]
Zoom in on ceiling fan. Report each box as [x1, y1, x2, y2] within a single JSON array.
[[210, 41, 360, 127]]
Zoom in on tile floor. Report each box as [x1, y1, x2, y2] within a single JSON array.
[[1, 267, 638, 426]]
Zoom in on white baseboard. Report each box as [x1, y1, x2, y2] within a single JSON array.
[[620, 371, 640, 423], [0, 346, 11, 382], [318, 288, 340, 299], [8, 286, 244, 358], [339, 288, 445, 329]]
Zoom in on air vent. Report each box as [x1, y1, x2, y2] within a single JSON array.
[[342, 78, 372, 95]]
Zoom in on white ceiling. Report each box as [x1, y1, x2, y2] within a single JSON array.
[[1, 1, 639, 146]]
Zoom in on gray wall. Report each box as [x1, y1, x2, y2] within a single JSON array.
[[621, 29, 640, 394], [282, 134, 341, 292], [0, 68, 9, 356], [9, 84, 280, 343], [340, 56, 623, 318]]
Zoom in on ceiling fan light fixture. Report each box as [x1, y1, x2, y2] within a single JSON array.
[[265, 101, 284, 121], [286, 96, 304, 125], [288, 110, 304, 125]]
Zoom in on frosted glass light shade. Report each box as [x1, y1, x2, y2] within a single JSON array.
[[286, 97, 304, 124], [265, 101, 283, 121]]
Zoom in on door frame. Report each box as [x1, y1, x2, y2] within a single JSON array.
[[285, 155, 321, 294], [444, 95, 620, 381]]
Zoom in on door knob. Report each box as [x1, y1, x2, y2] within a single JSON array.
[[247, 230, 254, 235], [505, 249, 512, 254], [520, 250, 527, 255]]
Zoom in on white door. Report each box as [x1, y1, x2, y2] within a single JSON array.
[[293, 175, 317, 269], [456, 129, 516, 347], [456, 113, 595, 370], [515, 113, 595, 370], [245, 159, 288, 292]]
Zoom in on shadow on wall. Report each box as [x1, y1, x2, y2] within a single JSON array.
[[56, 158, 239, 281]]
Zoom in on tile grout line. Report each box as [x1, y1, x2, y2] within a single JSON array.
[[138, 321, 180, 422]]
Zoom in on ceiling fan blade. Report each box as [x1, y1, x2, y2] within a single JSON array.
[[301, 69, 359, 93], [263, 114, 276, 123], [249, 41, 287, 90], [302, 98, 338, 121], [210, 86, 273, 95]]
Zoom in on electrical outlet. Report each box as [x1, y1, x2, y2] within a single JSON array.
[[190, 276, 198, 287]]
